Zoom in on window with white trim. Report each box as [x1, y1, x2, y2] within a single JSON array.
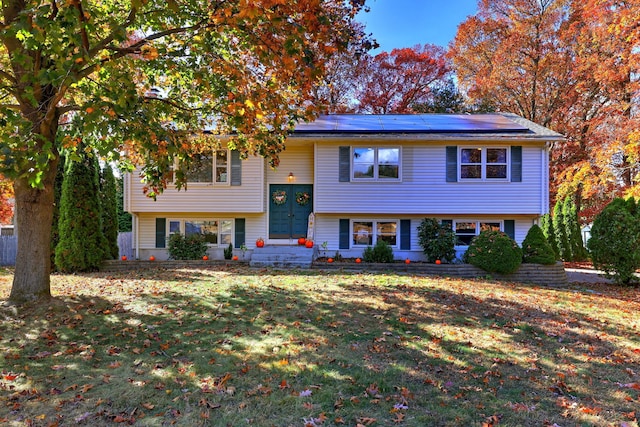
[[352, 220, 398, 247], [460, 147, 508, 180], [453, 220, 501, 245], [353, 147, 400, 180], [168, 219, 233, 246], [184, 150, 229, 184]]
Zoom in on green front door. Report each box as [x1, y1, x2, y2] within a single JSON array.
[[269, 184, 313, 239]]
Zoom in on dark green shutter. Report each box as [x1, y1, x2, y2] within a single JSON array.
[[400, 219, 411, 250], [446, 146, 457, 182], [231, 150, 241, 186], [234, 218, 245, 248], [339, 146, 350, 182], [511, 146, 522, 182], [504, 220, 515, 239], [339, 219, 349, 249], [155, 218, 166, 248]]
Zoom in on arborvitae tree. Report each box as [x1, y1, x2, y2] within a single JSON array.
[[554, 199, 571, 261], [100, 164, 120, 260], [55, 147, 108, 272], [117, 177, 132, 232], [540, 213, 560, 260], [50, 154, 66, 271], [564, 196, 587, 261]]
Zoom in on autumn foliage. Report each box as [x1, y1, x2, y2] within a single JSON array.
[[450, 0, 640, 220], [0, 176, 13, 225]]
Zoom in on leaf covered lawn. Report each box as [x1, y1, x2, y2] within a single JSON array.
[[1, 266, 639, 426]]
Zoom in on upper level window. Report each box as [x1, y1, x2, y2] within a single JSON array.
[[460, 147, 508, 180], [353, 147, 400, 180], [184, 150, 229, 184]]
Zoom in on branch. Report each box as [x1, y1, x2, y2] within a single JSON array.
[[0, 69, 16, 84], [88, 7, 138, 57]]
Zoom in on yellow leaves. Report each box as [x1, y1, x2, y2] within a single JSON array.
[[141, 45, 159, 61]]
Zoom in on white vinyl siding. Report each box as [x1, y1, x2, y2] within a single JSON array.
[[128, 155, 264, 213], [314, 141, 546, 215]]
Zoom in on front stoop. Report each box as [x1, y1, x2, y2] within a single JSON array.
[[249, 245, 315, 269]]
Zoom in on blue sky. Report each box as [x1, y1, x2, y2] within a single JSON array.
[[357, 0, 479, 52]]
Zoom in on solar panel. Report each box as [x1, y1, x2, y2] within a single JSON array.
[[293, 114, 531, 134]]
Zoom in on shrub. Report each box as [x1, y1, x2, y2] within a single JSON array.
[[363, 240, 394, 263], [464, 230, 522, 274], [522, 225, 556, 265], [588, 198, 640, 284], [540, 213, 560, 260], [554, 200, 571, 261], [168, 233, 208, 260], [223, 243, 233, 260], [417, 218, 456, 263]]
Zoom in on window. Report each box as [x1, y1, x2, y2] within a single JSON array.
[[352, 220, 398, 247], [453, 221, 501, 245], [168, 219, 233, 246], [353, 147, 400, 180], [184, 150, 230, 184], [460, 147, 508, 180]]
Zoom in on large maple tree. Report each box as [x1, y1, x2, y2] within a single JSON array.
[[450, 0, 640, 220], [0, 0, 370, 302], [355, 44, 451, 114]]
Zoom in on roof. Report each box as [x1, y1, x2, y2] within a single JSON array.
[[292, 113, 564, 141]]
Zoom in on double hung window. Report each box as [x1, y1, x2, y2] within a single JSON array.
[[168, 219, 233, 246], [352, 147, 400, 180], [352, 220, 398, 247], [460, 147, 508, 180]]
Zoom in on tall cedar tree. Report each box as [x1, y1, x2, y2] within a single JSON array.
[[1, 1, 370, 302], [563, 196, 587, 261], [100, 164, 119, 260], [55, 149, 108, 272], [553, 199, 571, 261], [50, 154, 65, 270], [117, 177, 132, 232], [540, 213, 560, 260]]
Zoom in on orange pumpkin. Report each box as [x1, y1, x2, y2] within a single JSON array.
[[121, 255, 127, 261], [405, 258, 411, 264], [298, 237, 306, 245], [149, 255, 155, 261], [202, 255, 209, 261], [327, 258, 334, 263], [355, 258, 361, 263], [435, 259, 441, 265], [305, 240, 314, 248], [256, 238, 265, 248], [232, 255, 239, 261]]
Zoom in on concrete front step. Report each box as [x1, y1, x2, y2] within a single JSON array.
[[249, 245, 315, 268]]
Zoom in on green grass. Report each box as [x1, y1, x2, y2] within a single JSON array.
[[1, 266, 639, 426]]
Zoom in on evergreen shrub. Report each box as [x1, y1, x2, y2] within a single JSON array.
[[588, 198, 640, 285], [521, 225, 556, 265], [464, 230, 522, 274], [363, 240, 394, 263], [168, 233, 208, 260], [417, 218, 456, 263]]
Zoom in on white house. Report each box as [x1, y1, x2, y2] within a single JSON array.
[[123, 113, 564, 261]]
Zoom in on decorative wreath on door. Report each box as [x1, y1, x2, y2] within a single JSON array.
[[272, 190, 287, 205], [295, 191, 310, 206]]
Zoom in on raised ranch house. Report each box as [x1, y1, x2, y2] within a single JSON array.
[[123, 113, 564, 265]]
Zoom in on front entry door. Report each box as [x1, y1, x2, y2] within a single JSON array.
[[269, 184, 313, 239]]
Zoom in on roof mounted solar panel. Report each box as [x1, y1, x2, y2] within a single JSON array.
[[293, 114, 532, 134]]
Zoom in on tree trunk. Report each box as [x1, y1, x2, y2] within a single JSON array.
[[9, 163, 58, 303]]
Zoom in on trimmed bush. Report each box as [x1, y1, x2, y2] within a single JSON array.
[[168, 233, 208, 260], [522, 225, 556, 265], [224, 243, 233, 260], [540, 213, 560, 260], [464, 230, 522, 274], [588, 198, 640, 284], [363, 240, 394, 263], [417, 218, 456, 263]]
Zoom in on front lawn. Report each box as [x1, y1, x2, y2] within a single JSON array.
[[1, 267, 639, 426]]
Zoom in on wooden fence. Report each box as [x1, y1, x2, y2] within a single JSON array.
[[0, 232, 134, 266]]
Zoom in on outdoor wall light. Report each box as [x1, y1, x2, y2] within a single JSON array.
[[288, 172, 295, 182]]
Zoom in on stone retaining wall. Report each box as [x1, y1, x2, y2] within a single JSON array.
[[101, 259, 567, 286]]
